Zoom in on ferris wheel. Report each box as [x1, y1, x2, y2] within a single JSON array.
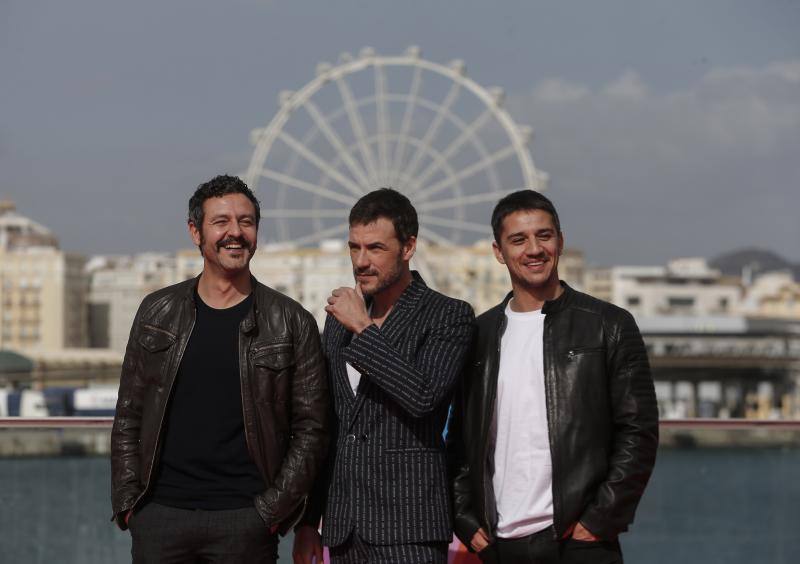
[[244, 46, 546, 246]]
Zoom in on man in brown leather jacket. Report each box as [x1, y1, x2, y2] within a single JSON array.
[[111, 175, 328, 563], [447, 190, 658, 564]]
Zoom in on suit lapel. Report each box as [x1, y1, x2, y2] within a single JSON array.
[[327, 319, 357, 414], [346, 276, 428, 431]]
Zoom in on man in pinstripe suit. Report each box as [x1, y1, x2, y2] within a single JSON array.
[[293, 188, 475, 564]]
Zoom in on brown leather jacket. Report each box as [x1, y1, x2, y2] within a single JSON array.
[[110, 276, 328, 533]]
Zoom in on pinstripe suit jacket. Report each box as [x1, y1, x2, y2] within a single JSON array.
[[303, 273, 475, 547]]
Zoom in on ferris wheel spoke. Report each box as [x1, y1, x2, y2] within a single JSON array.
[[418, 190, 517, 212], [334, 75, 381, 184], [303, 100, 372, 190], [418, 225, 455, 247], [277, 130, 365, 198], [260, 209, 348, 219], [290, 222, 351, 247], [390, 64, 424, 186], [403, 80, 462, 182], [259, 168, 357, 207], [374, 63, 390, 182], [412, 108, 494, 190], [419, 215, 491, 234], [413, 144, 517, 202]]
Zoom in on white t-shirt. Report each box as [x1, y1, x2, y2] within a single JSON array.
[[492, 302, 554, 538], [345, 361, 361, 395]]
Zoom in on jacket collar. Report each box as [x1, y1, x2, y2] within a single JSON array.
[[185, 273, 260, 334], [499, 280, 573, 316]]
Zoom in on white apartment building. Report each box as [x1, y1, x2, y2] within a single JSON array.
[[0, 201, 88, 350], [87, 253, 177, 352], [585, 258, 741, 317], [740, 271, 800, 319]]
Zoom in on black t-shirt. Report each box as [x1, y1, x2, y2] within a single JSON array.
[[150, 291, 265, 509]]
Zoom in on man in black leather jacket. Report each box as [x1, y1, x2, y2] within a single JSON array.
[[110, 175, 328, 563], [447, 190, 658, 563]]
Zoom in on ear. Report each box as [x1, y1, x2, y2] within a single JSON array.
[[558, 231, 565, 256], [492, 240, 506, 265], [188, 220, 202, 247], [402, 235, 417, 262]]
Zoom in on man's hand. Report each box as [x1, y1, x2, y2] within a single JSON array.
[[325, 286, 372, 334], [293, 525, 324, 564], [571, 522, 601, 542], [124, 510, 132, 526], [470, 527, 491, 552]]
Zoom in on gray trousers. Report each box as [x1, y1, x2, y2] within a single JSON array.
[[129, 502, 278, 564]]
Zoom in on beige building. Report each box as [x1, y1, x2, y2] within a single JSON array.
[[0, 202, 88, 350], [585, 258, 741, 317], [741, 271, 800, 319], [87, 253, 177, 352]]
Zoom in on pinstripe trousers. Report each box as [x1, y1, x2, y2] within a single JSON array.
[[329, 533, 448, 564]]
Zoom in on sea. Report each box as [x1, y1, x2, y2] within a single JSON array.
[[1, 446, 798, 563]]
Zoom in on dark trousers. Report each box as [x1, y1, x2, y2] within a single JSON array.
[[329, 532, 448, 564], [478, 527, 623, 564], [129, 502, 278, 564]]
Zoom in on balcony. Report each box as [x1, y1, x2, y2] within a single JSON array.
[[0, 418, 798, 563]]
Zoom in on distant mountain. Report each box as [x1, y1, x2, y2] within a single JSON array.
[[710, 248, 800, 280]]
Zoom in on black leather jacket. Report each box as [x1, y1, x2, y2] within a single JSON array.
[[447, 283, 658, 544], [110, 276, 328, 533]]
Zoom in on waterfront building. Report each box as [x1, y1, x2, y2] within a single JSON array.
[[0, 201, 88, 351], [87, 253, 177, 352], [585, 258, 741, 317], [740, 271, 800, 319]]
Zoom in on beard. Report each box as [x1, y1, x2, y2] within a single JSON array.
[[354, 255, 405, 297]]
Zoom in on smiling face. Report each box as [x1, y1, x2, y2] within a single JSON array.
[[493, 209, 563, 296], [189, 193, 258, 276], [348, 217, 415, 297]]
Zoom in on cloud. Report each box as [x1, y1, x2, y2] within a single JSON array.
[[507, 61, 800, 265]]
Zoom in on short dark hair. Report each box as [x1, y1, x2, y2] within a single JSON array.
[[349, 188, 418, 244], [491, 189, 561, 243], [188, 175, 261, 228]]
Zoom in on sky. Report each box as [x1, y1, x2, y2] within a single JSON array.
[[1, 0, 798, 266]]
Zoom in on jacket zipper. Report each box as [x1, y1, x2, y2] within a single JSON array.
[[543, 317, 563, 539], [481, 311, 506, 537], [131, 309, 196, 511]]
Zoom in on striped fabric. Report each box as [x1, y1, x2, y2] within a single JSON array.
[[310, 274, 475, 550]]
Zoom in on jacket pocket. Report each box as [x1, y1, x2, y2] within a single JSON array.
[[137, 324, 177, 384], [252, 343, 295, 403]]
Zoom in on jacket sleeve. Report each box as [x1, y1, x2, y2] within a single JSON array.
[[579, 309, 659, 539], [343, 300, 475, 418], [446, 372, 483, 549], [296, 316, 338, 530], [110, 302, 148, 530], [254, 309, 329, 533]]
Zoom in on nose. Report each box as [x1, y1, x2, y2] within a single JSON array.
[[354, 249, 370, 269], [525, 238, 542, 255], [228, 221, 242, 237]]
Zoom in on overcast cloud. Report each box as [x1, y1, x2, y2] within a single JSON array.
[[508, 60, 800, 264], [1, 0, 798, 266]]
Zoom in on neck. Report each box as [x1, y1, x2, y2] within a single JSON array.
[[197, 267, 252, 309], [371, 269, 413, 318], [509, 279, 563, 312]]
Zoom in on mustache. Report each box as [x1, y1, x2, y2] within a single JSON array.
[[216, 237, 251, 250], [354, 267, 378, 277]]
